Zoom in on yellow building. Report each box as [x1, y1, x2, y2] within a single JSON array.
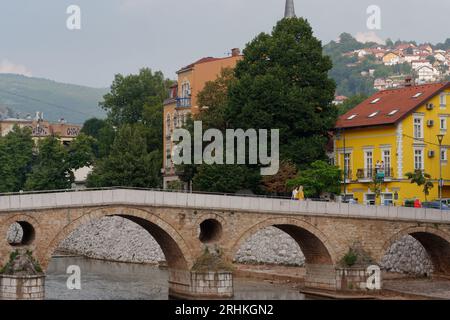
[[335, 82, 450, 205], [162, 49, 242, 189]]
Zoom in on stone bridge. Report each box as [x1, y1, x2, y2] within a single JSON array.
[[1, 188, 450, 299]]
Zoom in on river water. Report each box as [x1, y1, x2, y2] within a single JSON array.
[[45, 256, 307, 300]]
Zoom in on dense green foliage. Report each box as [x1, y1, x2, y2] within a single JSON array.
[[228, 17, 337, 169], [0, 74, 106, 123], [0, 126, 34, 192], [86, 124, 161, 188], [84, 68, 169, 188], [337, 94, 368, 115], [0, 126, 96, 192], [100, 68, 169, 126], [287, 160, 341, 198], [24, 135, 94, 191], [405, 170, 434, 201]]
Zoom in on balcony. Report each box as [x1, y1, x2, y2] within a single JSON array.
[[356, 168, 394, 181], [177, 97, 191, 108]]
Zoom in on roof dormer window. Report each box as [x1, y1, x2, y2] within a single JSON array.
[[347, 114, 357, 120], [388, 109, 399, 116], [368, 111, 379, 118], [370, 98, 381, 104], [412, 92, 423, 98]]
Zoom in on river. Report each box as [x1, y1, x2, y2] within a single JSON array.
[[45, 256, 308, 300]]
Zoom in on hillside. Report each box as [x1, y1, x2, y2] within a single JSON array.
[[324, 33, 450, 97], [0, 74, 107, 124]]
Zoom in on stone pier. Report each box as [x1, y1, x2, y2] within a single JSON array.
[[168, 269, 233, 299], [0, 275, 45, 300]]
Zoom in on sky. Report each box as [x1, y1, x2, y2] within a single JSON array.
[[0, 0, 449, 88]]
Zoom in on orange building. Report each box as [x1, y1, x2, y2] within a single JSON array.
[[162, 49, 242, 189]]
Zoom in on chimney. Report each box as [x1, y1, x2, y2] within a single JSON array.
[[231, 48, 241, 57], [404, 76, 414, 87]]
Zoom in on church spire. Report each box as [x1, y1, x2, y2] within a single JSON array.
[[284, 0, 296, 18]]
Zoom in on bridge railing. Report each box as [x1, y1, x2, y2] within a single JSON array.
[[0, 187, 449, 224]]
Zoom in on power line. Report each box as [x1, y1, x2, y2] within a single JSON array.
[[402, 133, 446, 147], [0, 88, 98, 118]]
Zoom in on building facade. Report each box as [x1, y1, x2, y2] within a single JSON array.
[[162, 51, 242, 189], [334, 82, 450, 205], [0, 113, 81, 145]]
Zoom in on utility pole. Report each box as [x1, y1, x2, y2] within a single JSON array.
[[437, 134, 444, 211]]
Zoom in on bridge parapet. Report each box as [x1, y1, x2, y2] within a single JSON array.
[[0, 188, 448, 224]]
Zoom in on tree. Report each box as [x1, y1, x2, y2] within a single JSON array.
[[405, 170, 434, 201], [80, 118, 107, 139], [227, 17, 337, 169], [287, 160, 341, 198], [196, 67, 237, 131], [261, 160, 297, 195], [426, 55, 436, 65], [86, 124, 162, 188], [67, 133, 97, 170], [100, 68, 170, 126], [192, 164, 261, 194], [25, 136, 74, 191], [0, 126, 34, 192], [337, 94, 368, 115], [385, 38, 394, 47]]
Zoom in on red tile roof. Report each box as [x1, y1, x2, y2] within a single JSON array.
[[335, 82, 450, 129], [177, 55, 241, 73]]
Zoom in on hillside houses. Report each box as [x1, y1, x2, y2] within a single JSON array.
[[343, 42, 450, 91]]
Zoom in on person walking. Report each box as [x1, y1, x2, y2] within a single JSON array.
[[292, 187, 298, 200], [297, 186, 305, 201]]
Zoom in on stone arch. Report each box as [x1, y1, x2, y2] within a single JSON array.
[[381, 226, 450, 275], [230, 217, 337, 265], [0, 214, 41, 247], [41, 207, 194, 272]]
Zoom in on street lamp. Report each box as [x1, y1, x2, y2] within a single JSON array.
[[437, 134, 444, 211]]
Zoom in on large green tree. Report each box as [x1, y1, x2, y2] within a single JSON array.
[[227, 17, 337, 169], [287, 160, 341, 198], [0, 126, 34, 192], [24, 136, 74, 191], [100, 68, 170, 126], [86, 124, 162, 188]]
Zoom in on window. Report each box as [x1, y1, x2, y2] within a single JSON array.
[[181, 82, 191, 98], [440, 117, 447, 131], [368, 111, 379, 118], [413, 117, 423, 139], [370, 98, 381, 104], [441, 148, 448, 162], [344, 153, 351, 178], [440, 93, 447, 107], [364, 193, 376, 205], [381, 193, 394, 206], [414, 149, 424, 170], [412, 92, 423, 98], [383, 150, 391, 177], [347, 114, 357, 120], [388, 109, 399, 116], [166, 114, 171, 133], [364, 151, 373, 178]]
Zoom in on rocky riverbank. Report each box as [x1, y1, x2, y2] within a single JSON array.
[[6, 217, 434, 275]]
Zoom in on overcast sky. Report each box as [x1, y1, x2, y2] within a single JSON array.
[[0, 0, 448, 87]]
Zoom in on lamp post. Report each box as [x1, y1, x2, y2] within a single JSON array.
[[437, 134, 444, 211]]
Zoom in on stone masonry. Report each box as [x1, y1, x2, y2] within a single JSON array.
[[52, 217, 432, 275], [2, 189, 450, 297]]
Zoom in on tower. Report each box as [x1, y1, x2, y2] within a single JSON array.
[[284, 0, 296, 18]]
